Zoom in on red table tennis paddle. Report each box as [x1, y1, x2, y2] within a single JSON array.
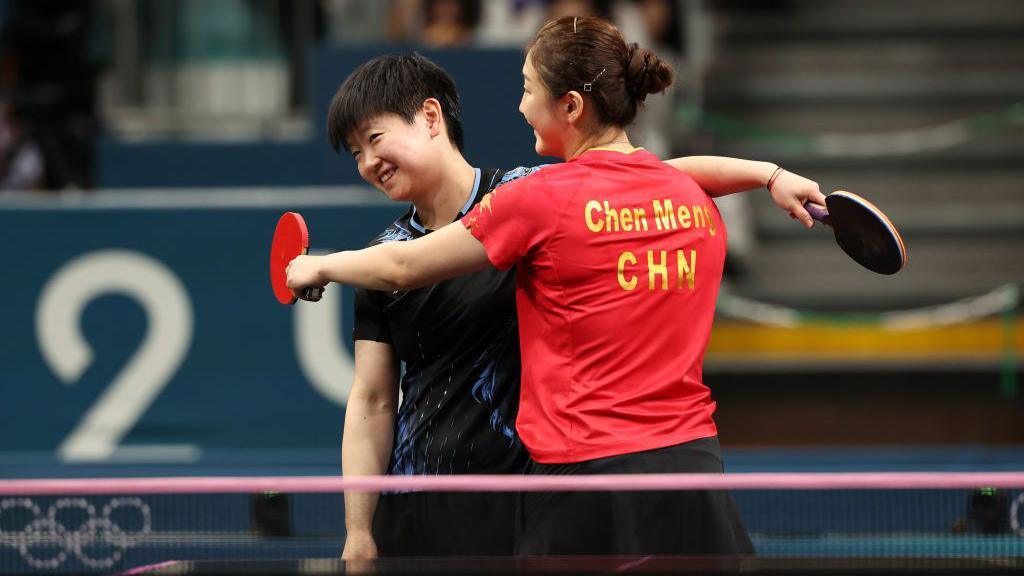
[[805, 191, 906, 275], [270, 212, 323, 305]]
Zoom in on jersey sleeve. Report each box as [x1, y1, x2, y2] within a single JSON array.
[[351, 287, 391, 343], [460, 171, 558, 271], [495, 165, 548, 187]]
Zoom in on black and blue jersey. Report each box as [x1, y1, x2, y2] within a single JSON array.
[[352, 166, 543, 476]]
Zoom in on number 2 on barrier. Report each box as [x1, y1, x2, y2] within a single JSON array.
[[35, 250, 195, 461]]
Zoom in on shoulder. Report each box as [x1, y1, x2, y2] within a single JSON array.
[[490, 163, 593, 198], [366, 207, 417, 247], [492, 165, 550, 191], [613, 150, 701, 189], [480, 163, 587, 221]]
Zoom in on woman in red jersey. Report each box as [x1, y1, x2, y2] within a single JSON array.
[[288, 16, 825, 555]]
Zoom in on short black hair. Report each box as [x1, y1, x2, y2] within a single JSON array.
[[327, 52, 465, 153]]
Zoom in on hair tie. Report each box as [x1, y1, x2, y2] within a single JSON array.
[[573, 16, 578, 33]]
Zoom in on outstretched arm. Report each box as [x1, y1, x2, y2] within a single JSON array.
[[666, 156, 777, 196], [285, 156, 827, 297], [665, 156, 827, 228], [286, 221, 488, 297]]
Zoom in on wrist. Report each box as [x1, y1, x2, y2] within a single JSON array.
[[315, 253, 339, 285], [345, 524, 373, 536], [314, 256, 327, 285], [766, 165, 785, 192]]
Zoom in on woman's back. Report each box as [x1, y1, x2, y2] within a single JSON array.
[[464, 147, 727, 463]]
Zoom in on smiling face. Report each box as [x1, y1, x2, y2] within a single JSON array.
[[345, 111, 437, 202], [519, 51, 568, 159]]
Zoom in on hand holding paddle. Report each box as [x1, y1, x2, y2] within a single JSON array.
[[805, 191, 907, 275], [270, 212, 324, 305], [765, 168, 828, 228]]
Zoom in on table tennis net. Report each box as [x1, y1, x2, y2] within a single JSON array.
[[1, 474, 1022, 574]]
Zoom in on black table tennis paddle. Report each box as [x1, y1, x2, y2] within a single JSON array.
[[804, 191, 906, 275]]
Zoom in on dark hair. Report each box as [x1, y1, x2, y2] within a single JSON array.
[[327, 52, 464, 153], [526, 16, 673, 127]]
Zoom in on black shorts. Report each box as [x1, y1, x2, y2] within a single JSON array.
[[515, 436, 754, 556], [373, 491, 517, 556]]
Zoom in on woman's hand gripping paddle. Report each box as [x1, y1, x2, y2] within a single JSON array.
[[804, 191, 907, 275], [270, 212, 324, 304]]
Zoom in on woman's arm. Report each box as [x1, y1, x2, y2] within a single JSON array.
[[285, 156, 829, 297], [341, 340, 400, 560], [287, 222, 489, 296], [666, 156, 777, 196], [665, 156, 827, 228]]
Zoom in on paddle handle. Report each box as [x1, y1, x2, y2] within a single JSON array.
[[297, 244, 323, 302], [302, 287, 324, 302], [804, 202, 832, 226]]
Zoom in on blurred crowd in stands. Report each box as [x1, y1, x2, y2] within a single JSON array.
[[0, 0, 688, 192], [1, 1, 97, 190], [333, 0, 689, 159], [362, 0, 685, 53]]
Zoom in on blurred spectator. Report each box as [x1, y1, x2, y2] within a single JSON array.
[[0, 106, 43, 191], [422, 0, 480, 47], [1, 0, 98, 190], [477, 0, 619, 47], [387, 0, 481, 48], [636, 0, 683, 54], [386, 0, 422, 43]]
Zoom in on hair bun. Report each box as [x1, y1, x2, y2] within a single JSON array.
[[625, 43, 674, 101]]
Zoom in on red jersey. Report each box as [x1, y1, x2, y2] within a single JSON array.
[[462, 148, 727, 463]]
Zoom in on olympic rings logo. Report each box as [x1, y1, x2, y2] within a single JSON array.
[[0, 497, 151, 569]]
